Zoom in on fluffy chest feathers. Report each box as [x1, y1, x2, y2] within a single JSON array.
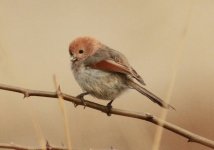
[[72, 63, 128, 100]]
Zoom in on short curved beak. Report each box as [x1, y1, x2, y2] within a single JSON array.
[[70, 55, 77, 62]]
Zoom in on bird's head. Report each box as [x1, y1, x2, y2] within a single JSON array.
[[69, 36, 101, 62]]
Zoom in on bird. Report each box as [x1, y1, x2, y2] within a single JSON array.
[[69, 36, 174, 113]]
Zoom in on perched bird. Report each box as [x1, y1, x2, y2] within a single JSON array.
[[69, 36, 174, 112]]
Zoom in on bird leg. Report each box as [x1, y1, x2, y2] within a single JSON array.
[[75, 92, 89, 108], [106, 100, 114, 116]]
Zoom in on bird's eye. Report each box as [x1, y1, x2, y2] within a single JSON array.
[[79, 49, 84, 54]]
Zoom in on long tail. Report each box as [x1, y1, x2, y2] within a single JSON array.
[[127, 80, 175, 110]]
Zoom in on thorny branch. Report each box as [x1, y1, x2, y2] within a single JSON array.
[[0, 141, 66, 150], [0, 83, 214, 149]]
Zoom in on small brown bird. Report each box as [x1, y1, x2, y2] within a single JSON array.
[[69, 36, 174, 111]]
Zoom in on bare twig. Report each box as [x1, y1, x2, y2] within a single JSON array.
[[0, 141, 66, 150], [0, 83, 214, 149]]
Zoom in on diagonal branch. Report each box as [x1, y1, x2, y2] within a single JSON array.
[[0, 83, 214, 149], [0, 141, 66, 150]]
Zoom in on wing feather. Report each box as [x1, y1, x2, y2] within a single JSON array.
[[89, 59, 146, 85]]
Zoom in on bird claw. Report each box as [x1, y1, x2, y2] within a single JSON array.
[[76, 92, 88, 109], [106, 100, 114, 116]]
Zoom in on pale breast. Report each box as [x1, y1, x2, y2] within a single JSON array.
[[73, 64, 128, 100]]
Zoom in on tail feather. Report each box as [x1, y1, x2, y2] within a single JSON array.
[[127, 80, 175, 110]]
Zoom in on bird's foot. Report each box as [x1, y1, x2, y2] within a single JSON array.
[[75, 92, 88, 108], [106, 100, 114, 116]]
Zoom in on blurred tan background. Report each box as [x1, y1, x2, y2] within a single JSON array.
[[0, 0, 214, 149]]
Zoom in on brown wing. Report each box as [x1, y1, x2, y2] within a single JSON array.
[[89, 59, 146, 85], [86, 47, 145, 85], [90, 59, 132, 74]]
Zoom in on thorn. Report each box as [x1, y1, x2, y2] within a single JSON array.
[[57, 85, 61, 92], [46, 140, 51, 150], [23, 92, 29, 98], [56, 85, 62, 95], [145, 113, 153, 119]]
